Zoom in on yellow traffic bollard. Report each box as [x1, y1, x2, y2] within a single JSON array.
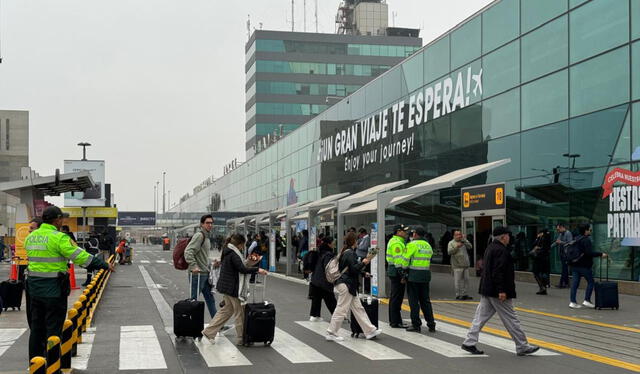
[[67, 308, 79, 355], [60, 320, 74, 371], [29, 356, 47, 374], [46, 336, 61, 374]]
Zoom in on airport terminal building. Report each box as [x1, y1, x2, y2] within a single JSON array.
[[175, 0, 640, 281]]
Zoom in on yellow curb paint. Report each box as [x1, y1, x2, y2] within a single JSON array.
[[429, 300, 640, 334], [379, 299, 640, 372]]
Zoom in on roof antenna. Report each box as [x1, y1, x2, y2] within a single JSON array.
[[0, 0, 3, 63], [291, 0, 295, 31], [314, 0, 318, 33], [247, 14, 251, 39]]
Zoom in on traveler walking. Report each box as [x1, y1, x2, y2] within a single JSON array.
[[386, 224, 409, 328], [60, 225, 77, 244], [530, 229, 551, 295], [308, 237, 338, 322], [401, 226, 436, 333], [461, 226, 540, 356], [554, 223, 573, 288], [569, 224, 607, 309], [202, 234, 266, 344], [82, 231, 101, 286], [184, 214, 218, 318], [448, 229, 473, 300], [24, 206, 113, 359], [326, 233, 381, 341]]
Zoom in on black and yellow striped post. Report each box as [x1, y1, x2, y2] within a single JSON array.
[[77, 295, 87, 340], [29, 356, 47, 374], [60, 320, 73, 371], [81, 289, 91, 332], [67, 308, 79, 356], [46, 336, 61, 374]]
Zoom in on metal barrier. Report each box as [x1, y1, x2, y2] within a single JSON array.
[[28, 254, 116, 372]]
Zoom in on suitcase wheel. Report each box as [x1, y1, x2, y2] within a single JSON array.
[[264, 341, 272, 346]]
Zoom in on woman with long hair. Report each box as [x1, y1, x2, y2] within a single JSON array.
[[325, 233, 381, 341], [308, 236, 338, 322], [202, 234, 267, 345]]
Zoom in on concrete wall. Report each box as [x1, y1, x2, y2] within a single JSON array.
[[0, 110, 29, 235]]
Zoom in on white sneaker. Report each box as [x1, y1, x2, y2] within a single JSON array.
[[569, 302, 582, 309], [309, 316, 323, 322], [325, 333, 344, 342], [582, 300, 595, 308], [365, 329, 382, 340]]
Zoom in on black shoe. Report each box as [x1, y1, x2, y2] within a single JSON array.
[[461, 344, 484, 355], [405, 326, 421, 333], [390, 323, 409, 328], [455, 296, 462, 300], [462, 295, 473, 300], [554, 284, 568, 289], [517, 345, 540, 356], [536, 290, 547, 295], [428, 326, 436, 333]]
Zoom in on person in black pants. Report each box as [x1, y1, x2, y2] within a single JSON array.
[[308, 237, 338, 321]]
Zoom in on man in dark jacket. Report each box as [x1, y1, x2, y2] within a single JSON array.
[[462, 226, 539, 356], [569, 223, 607, 309]]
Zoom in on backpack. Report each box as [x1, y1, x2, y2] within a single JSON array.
[[325, 250, 350, 283], [562, 237, 585, 264], [173, 235, 202, 270]]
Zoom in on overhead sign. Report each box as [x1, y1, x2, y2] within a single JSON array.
[[603, 167, 640, 238], [118, 211, 156, 226], [62, 207, 118, 218], [63, 160, 106, 207], [317, 67, 483, 173], [461, 183, 505, 212]]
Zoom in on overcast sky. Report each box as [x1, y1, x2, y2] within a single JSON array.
[[0, 0, 493, 211]]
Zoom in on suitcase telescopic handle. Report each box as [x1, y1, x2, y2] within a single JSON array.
[[190, 272, 201, 301], [600, 256, 609, 282]]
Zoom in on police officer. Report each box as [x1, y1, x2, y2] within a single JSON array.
[[25, 206, 114, 360], [401, 225, 436, 333], [386, 224, 409, 328]]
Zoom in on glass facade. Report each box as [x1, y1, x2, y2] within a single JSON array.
[[252, 60, 391, 77], [252, 82, 360, 97], [187, 0, 640, 281], [254, 39, 420, 57]]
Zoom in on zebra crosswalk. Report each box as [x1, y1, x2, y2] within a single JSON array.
[[0, 319, 562, 370]]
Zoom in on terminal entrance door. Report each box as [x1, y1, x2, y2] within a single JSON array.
[[461, 183, 507, 275]]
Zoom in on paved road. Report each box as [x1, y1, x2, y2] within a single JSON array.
[[1, 244, 638, 373]]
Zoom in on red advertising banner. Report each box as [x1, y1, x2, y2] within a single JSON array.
[[602, 167, 640, 198]]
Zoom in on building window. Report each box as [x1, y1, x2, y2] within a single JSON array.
[[569, 0, 629, 63], [521, 0, 567, 33], [481, 0, 519, 53], [521, 69, 568, 130], [521, 15, 568, 83]]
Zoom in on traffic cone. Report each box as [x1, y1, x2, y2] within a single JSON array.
[[9, 259, 17, 281], [68, 262, 80, 290]]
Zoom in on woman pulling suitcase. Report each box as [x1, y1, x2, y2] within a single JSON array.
[[202, 234, 267, 345]]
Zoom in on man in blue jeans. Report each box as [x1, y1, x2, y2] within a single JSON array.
[[569, 224, 607, 309], [185, 214, 217, 318]]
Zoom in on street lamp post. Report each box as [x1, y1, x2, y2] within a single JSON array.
[[162, 172, 166, 214], [168, 190, 171, 210], [153, 185, 157, 214], [155, 181, 160, 215], [77, 142, 91, 160]]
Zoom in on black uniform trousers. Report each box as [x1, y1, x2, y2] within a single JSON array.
[[309, 283, 338, 317], [388, 275, 405, 326], [407, 281, 436, 329], [28, 295, 67, 359]]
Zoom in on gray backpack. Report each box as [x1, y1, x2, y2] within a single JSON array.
[[325, 249, 349, 283]]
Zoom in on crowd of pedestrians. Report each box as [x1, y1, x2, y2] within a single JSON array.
[[172, 213, 610, 355]]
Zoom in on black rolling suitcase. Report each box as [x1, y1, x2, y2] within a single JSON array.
[[0, 280, 24, 311], [243, 274, 275, 346], [350, 295, 378, 338], [173, 274, 205, 339], [595, 258, 619, 310]]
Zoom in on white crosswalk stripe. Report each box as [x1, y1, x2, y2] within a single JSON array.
[[72, 327, 96, 370], [272, 327, 332, 363], [195, 335, 252, 367], [139, 260, 150, 263], [119, 325, 167, 370], [156, 260, 167, 264], [430, 320, 560, 356], [0, 328, 26, 358], [297, 321, 411, 361], [378, 321, 486, 358]]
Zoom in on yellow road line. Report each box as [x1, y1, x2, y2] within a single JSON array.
[[379, 299, 640, 372], [429, 300, 640, 334]]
